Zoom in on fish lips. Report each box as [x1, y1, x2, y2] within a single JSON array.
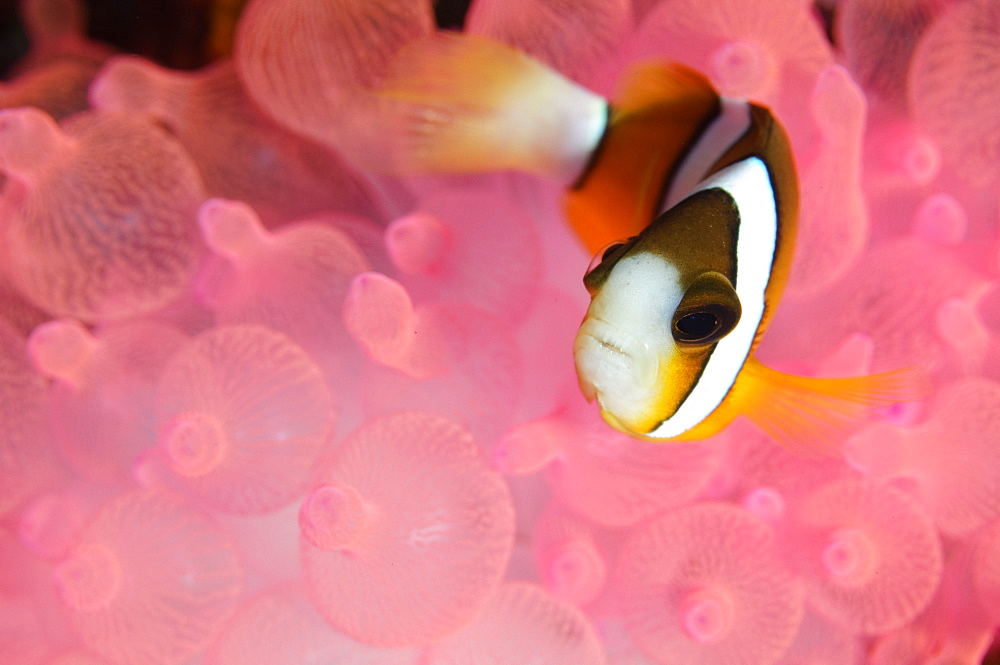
[[573, 317, 661, 420]]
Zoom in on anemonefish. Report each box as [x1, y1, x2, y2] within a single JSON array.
[[378, 33, 913, 451]]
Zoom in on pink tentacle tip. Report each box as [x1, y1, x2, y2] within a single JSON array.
[[811, 65, 866, 139], [679, 587, 735, 643], [130, 448, 170, 490], [492, 418, 565, 474], [18, 492, 84, 559], [27, 319, 96, 387], [159, 412, 228, 478], [386, 212, 450, 275], [198, 198, 269, 260], [822, 528, 877, 588], [54, 541, 122, 612], [742, 487, 786, 522], [89, 56, 162, 114], [816, 332, 875, 378], [710, 40, 776, 100], [899, 133, 942, 185], [914, 194, 966, 246], [343, 271, 411, 348], [343, 271, 443, 378], [542, 540, 606, 605], [842, 423, 909, 478], [935, 297, 991, 365], [299, 483, 369, 552], [0, 106, 69, 178], [975, 283, 1000, 334]]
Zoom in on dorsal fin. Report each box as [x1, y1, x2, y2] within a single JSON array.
[[613, 62, 718, 116], [564, 62, 721, 254]]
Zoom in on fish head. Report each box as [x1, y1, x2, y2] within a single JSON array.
[[575, 234, 741, 437]]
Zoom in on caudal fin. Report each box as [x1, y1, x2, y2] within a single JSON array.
[[737, 358, 924, 455], [377, 32, 607, 181]]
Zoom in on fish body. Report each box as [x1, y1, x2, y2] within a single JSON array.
[[380, 34, 911, 450], [569, 64, 799, 441]]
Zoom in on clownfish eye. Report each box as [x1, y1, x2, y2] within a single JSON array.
[[672, 304, 737, 345], [676, 311, 719, 339]]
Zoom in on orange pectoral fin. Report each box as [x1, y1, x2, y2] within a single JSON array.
[[734, 357, 925, 455]]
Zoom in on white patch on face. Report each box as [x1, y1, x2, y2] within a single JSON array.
[[648, 156, 777, 438], [574, 252, 683, 428]]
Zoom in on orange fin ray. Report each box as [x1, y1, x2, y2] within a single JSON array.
[[735, 357, 923, 455], [376, 32, 607, 180]]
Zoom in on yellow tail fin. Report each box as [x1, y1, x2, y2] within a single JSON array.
[[377, 32, 607, 181], [736, 357, 924, 455]]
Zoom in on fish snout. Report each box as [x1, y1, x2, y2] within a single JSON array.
[[573, 318, 660, 413]]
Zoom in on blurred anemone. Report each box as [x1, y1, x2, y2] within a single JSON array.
[[836, 0, 949, 111], [792, 478, 943, 634], [466, 0, 632, 85], [205, 584, 420, 665], [53, 490, 243, 665], [423, 582, 606, 665], [154, 324, 337, 515], [910, 0, 1000, 184], [29, 318, 188, 485], [616, 502, 804, 665], [0, 107, 204, 321], [0, 319, 57, 517], [300, 412, 515, 647]]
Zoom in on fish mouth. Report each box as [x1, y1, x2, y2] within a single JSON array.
[[573, 318, 659, 406], [573, 331, 620, 402], [595, 337, 628, 357]]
